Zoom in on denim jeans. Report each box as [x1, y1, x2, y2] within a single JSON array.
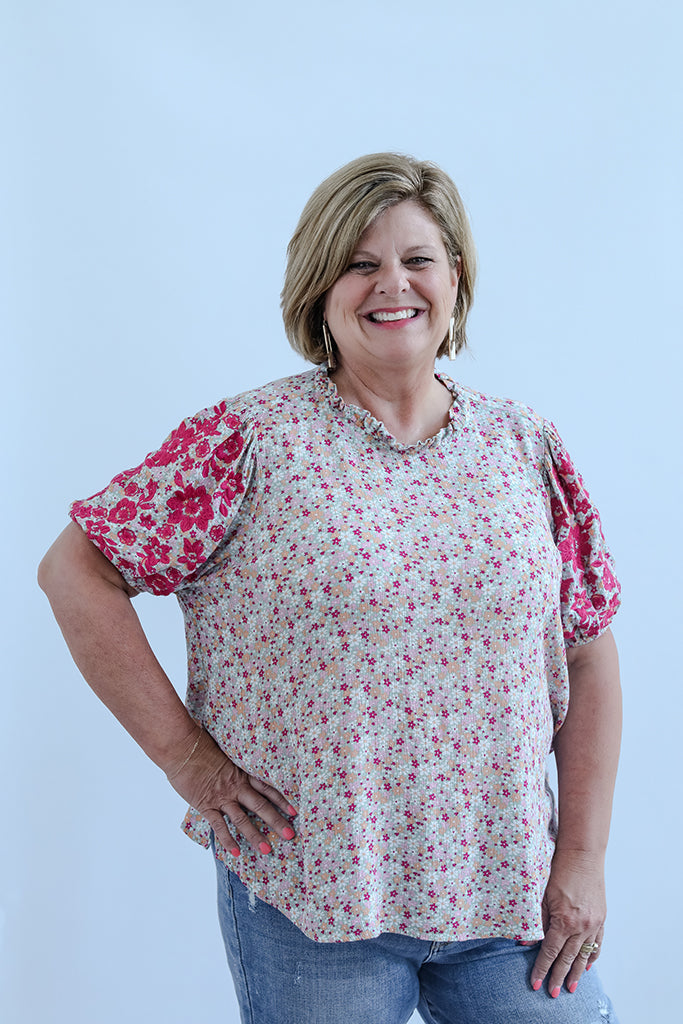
[[214, 855, 619, 1024]]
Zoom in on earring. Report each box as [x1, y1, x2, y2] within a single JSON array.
[[447, 315, 456, 361], [322, 321, 336, 369]]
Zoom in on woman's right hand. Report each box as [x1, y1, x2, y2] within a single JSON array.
[[164, 728, 297, 857]]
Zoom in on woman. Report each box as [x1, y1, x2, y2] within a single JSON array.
[[39, 153, 622, 1024]]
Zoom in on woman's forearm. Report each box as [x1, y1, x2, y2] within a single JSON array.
[[38, 522, 198, 771], [39, 523, 298, 853], [554, 628, 622, 857]]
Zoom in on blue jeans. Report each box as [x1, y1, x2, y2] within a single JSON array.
[[214, 856, 619, 1024]]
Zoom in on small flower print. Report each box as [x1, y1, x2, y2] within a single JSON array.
[[70, 369, 619, 943]]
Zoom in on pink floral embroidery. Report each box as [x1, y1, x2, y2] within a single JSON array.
[[145, 420, 198, 467], [203, 431, 244, 482], [70, 406, 248, 597], [545, 420, 620, 644], [107, 498, 138, 524], [166, 480, 213, 533], [218, 470, 244, 509], [178, 538, 206, 572], [144, 567, 184, 596], [140, 537, 172, 574]]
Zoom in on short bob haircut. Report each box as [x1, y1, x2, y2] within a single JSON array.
[[281, 152, 477, 364]]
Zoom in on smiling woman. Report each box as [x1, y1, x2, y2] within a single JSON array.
[[39, 153, 622, 1024], [281, 152, 477, 365], [323, 201, 461, 444]]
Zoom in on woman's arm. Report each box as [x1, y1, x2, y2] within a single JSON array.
[[38, 522, 296, 855], [531, 627, 622, 996]]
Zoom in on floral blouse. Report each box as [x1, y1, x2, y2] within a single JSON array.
[[71, 368, 620, 942]]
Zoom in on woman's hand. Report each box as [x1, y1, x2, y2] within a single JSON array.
[[531, 848, 605, 997], [529, 630, 621, 996], [164, 728, 297, 857]]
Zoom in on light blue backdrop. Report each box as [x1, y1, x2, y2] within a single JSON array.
[[4, 2, 681, 1022]]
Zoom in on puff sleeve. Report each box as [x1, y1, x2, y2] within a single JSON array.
[[543, 420, 621, 646], [70, 400, 253, 596]]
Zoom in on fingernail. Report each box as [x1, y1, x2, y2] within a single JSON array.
[[586, 963, 592, 971], [532, 979, 542, 992], [229, 847, 240, 857], [568, 981, 578, 994], [287, 805, 298, 816], [258, 841, 271, 855], [551, 986, 561, 999], [282, 826, 295, 839]]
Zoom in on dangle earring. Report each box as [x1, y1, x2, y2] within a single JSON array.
[[322, 320, 336, 370], [447, 314, 457, 361]]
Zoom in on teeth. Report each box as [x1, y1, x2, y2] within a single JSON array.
[[368, 309, 418, 323]]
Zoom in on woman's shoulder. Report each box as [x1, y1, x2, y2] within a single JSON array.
[[208, 368, 322, 428], [446, 377, 547, 437]]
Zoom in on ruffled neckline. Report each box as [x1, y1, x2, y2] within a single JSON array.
[[314, 366, 467, 452]]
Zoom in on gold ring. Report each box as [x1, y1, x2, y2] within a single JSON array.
[[579, 941, 600, 957]]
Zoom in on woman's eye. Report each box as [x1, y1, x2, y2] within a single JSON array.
[[347, 257, 432, 272]]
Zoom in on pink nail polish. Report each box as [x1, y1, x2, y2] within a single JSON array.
[[568, 981, 578, 994], [282, 826, 295, 839], [229, 847, 240, 858], [586, 963, 592, 971], [532, 979, 542, 992], [287, 805, 298, 816], [551, 986, 561, 999], [258, 841, 271, 855]]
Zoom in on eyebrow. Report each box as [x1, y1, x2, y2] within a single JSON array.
[[350, 244, 440, 258]]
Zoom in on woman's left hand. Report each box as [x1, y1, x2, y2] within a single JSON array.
[[531, 848, 605, 997]]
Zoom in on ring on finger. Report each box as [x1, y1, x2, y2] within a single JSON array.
[[578, 941, 600, 958]]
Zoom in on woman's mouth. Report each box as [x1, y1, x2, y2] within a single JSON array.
[[366, 308, 421, 323]]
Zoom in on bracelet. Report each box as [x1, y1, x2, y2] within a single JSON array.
[[166, 729, 202, 782]]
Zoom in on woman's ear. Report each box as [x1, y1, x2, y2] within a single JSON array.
[[449, 256, 462, 302], [453, 254, 462, 284]]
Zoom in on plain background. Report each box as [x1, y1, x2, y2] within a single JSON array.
[[3, 1, 681, 1021]]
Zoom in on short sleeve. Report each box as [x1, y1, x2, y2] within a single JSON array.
[[543, 420, 621, 646], [70, 400, 253, 596]]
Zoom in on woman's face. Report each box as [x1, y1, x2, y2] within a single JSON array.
[[323, 200, 460, 374]]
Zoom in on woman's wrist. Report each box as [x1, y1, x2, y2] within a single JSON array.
[[551, 843, 606, 868], [165, 725, 203, 781]]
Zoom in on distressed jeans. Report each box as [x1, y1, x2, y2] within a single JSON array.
[[214, 854, 619, 1024]]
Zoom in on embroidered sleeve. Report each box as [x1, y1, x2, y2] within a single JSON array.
[[70, 401, 252, 596], [543, 420, 621, 645]]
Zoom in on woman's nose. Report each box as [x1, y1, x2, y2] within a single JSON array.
[[374, 260, 409, 294]]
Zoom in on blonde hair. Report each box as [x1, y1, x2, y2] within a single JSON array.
[[281, 152, 477, 363]]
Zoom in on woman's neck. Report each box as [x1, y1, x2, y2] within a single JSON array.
[[330, 361, 452, 445]]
